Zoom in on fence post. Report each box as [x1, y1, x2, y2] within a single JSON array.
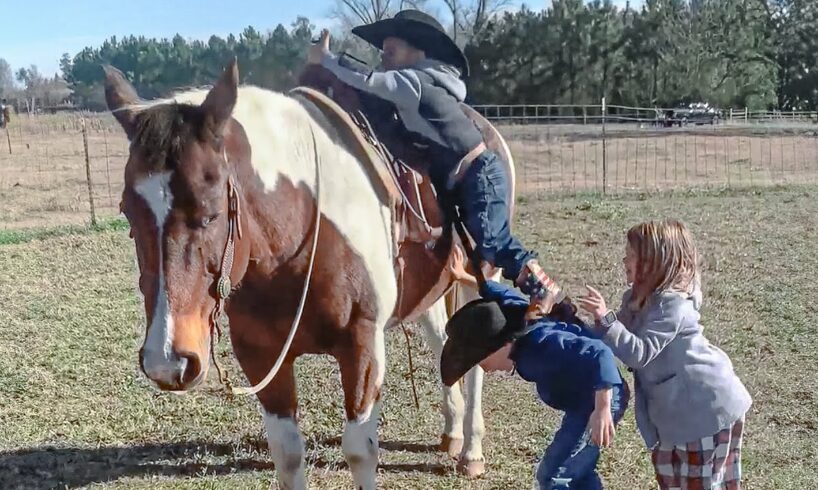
[[81, 117, 98, 227], [729, 108, 733, 123], [583, 106, 587, 125], [5, 127, 10, 154], [602, 97, 608, 195]]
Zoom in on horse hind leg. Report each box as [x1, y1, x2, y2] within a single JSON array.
[[459, 364, 486, 478], [423, 286, 486, 478], [338, 317, 384, 490], [453, 283, 487, 477], [418, 296, 465, 458]]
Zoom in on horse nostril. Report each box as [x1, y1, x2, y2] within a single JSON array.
[[178, 351, 202, 386]]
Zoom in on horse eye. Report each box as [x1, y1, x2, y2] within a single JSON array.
[[200, 214, 220, 228]]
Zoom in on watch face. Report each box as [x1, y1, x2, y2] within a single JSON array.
[[604, 311, 616, 324]]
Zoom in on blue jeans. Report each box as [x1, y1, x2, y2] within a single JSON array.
[[536, 383, 630, 489], [456, 150, 535, 281]]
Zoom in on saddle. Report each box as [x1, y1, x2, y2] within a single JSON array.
[[292, 63, 516, 256]]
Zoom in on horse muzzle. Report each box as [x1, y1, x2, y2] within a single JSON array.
[[139, 346, 207, 391]]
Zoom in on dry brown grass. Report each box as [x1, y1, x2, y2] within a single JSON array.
[[0, 113, 126, 229], [3, 113, 818, 230], [502, 124, 818, 194]]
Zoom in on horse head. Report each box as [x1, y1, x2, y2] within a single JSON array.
[[105, 60, 251, 391]]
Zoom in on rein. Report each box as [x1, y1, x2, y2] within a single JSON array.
[[228, 124, 323, 396]]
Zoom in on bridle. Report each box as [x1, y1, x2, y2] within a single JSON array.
[[207, 149, 243, 389]]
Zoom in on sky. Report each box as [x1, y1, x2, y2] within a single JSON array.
[[0, 0, 564, 79]]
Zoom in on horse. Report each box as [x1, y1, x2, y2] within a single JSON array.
[[104, 59, 506, 488]]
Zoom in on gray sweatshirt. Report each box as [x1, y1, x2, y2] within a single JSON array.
[[599, 287, 752, 448], [321, 53, 484, 187]]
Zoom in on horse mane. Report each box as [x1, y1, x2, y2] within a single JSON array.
[[123, 86, 335, 184]]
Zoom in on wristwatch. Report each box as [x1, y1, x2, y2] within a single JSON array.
[[598, 310, 617, 329]]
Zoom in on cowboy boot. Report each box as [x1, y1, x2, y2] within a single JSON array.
[[516, 259, 564, 318]]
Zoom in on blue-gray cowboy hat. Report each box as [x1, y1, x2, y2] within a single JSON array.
[[440, 299, 527, 387], [352, 9, 470, 77]]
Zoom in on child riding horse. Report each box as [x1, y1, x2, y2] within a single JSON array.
[[306, 10, 563, 371]]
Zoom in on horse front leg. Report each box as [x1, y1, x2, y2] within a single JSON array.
[[337, 317, 385, 490], [233, 338, 306, 490]]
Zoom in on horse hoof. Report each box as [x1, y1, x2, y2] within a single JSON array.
[[457, 459, 485, 479], [439, 434, 464, 458]]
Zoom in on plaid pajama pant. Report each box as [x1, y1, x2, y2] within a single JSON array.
[[651, 416, 745, 490]]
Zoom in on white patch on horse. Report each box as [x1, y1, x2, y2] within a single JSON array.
[[135, 172, 176, 366], [342, 401, 381, 490], [263, 412, 306, 490], [157, 87, 399, 331]]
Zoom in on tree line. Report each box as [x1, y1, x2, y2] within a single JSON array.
[[3, 0, 817, 111]]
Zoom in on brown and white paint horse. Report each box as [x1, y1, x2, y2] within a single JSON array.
[[105, 61, 492, 489]]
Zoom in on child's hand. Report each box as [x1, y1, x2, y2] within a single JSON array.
[[589, 406, 615, 447], [577, 285, 608, 321], [447, 245, 469, 281], [308, 29, 330, 64]]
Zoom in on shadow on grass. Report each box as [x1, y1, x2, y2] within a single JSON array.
[[0, 437, 448, 487]]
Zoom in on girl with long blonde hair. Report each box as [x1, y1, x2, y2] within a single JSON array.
[[579, 219, 751, 489]]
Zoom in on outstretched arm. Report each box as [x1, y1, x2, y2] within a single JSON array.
[[308, 30, 422, 109]]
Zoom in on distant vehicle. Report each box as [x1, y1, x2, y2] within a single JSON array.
[[662, 102, 721, 127]]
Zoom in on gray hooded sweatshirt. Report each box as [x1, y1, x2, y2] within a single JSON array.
[[599, 285, 752, 448], [321, 53, 484, 188]]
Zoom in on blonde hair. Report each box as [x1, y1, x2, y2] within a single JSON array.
[[627, 219, 700, 309]]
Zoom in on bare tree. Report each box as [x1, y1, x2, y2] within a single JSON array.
[[439, 0, 512, 43], [0, 58, 14, 96], [333, 0, 430, 27], [339, 0, 393, 24], [14, 66, 71, 114], [331, 0, 430, 65]]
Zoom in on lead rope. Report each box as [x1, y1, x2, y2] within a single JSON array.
[[394, 257, 420, 411], [231, 125, 323, 396]]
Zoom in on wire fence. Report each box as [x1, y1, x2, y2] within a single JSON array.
[[493, 121, 818, 198], [0, 113, 127, 230], [1, 105, 817, 230]]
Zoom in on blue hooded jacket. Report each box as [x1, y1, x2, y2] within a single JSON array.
[[481, 281, 624, 413]]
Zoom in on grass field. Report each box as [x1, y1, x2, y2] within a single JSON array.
[[1, 186, 816, 489]]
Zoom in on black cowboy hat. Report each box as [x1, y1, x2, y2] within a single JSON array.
[[352, 9, 470, 77], [440, 299, 527, 387], [440, 297, 582, 386]]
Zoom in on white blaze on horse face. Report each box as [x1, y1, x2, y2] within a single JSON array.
[[134, 171, 178, 378], [263, 412, 307, 489]]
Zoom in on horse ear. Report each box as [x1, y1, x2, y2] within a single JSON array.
[[102, 65, 139, 140], [202, 58, 238, 138]]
